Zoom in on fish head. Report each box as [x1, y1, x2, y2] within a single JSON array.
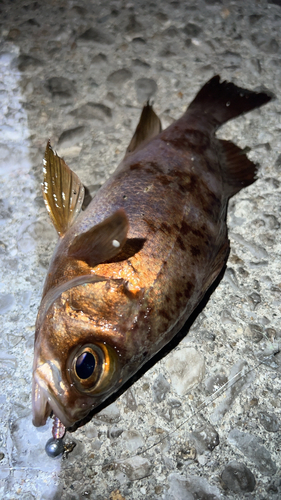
[[32, 281, 129, 428]]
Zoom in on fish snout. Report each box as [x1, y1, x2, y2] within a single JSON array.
[[32, 374, 89, 428], [32, 358, 76, 427], [32, 370, 76, 428], [32, 362, 101, 428]]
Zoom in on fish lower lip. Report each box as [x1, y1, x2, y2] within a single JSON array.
[[32, 380, 52, 427], [32, 379, 74, 428]]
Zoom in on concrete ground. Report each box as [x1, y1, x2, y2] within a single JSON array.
[[0, 0, 280, 499]]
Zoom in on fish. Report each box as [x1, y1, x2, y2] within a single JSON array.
[[32, 75, 272, 433]]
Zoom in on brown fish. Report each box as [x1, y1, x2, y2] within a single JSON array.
[[32, 76, 271, 432]]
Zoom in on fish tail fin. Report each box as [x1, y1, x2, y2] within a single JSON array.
[[187, 75, 273, 197], [187, 75, 273, 129]]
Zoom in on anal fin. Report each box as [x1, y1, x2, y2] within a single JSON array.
[[42, 142, 85, 236], [219, 139, 257, 197]]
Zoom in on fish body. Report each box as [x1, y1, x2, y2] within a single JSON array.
[[32, 76, 271, 429]]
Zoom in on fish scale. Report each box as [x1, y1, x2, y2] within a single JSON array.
[[31, 75, 272, 454]]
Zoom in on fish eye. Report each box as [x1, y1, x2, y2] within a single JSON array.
[[76, 351, 96, 379], [68, 343, 119, 395]]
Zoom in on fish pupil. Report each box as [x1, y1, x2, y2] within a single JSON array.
[[76, 352, 95, 379]]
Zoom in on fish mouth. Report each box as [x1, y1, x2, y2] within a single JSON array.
[[32, 378, 75, 428]]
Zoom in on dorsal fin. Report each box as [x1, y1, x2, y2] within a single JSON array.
[[125, 103, 162, 156], [42, 141, 85, 236], [68, 209, 129, 267]]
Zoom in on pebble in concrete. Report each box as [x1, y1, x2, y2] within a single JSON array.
[[115, 456, 152, 481], [45, 77, 76, 99], [189, 417, 219, 456], [78, 27, 114, 45], [221, 461, 256, 493], [163, 473, 221, 500], [228, 428, 277, 476], [121, 429, 145, 452], [0, 293, 15, 314], [135, 77, 157, 103], [258, 411, 280, 433], [152, 373, 170, 402], [165, 347, 205, 396], [210, 360, 255, 424], [107, 68, 133, 86], [69, 102, 112, 121]]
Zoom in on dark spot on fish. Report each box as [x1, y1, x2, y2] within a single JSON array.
[[143, 218, 158, 233], [137, 307, 152, 324], [182, 225, 204, 238], [144, 167, 154, 175], [163, 129, 210, 151], [197, 180, 221, 218], [179, 183, 191, 193], [149, 161, 162, 171], [156, 174, 173, 186], [194, 228, 204, 238], [159, 309, 171, 320], [176, 291, 183, 301], [202, 204, 215, 217], [190, 245, 201, 257], [167, 169, 191, 193], [160, 222, 172, 234], [130, 163, 142, 171], [142, 350, 148, 358], [205, 158, 217, 175], [165, 295, 171, 303], [176, 235, 186, 251], [174, 169, 196, 184], [181, 221, 190, 235], [189, 174, 198, 190], [173, 223, 180, 231], [207, 190, 220, 207], [144, 161, 163, 176], [184, 282, 194, 299]]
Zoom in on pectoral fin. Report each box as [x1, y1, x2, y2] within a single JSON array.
[[126, 103, 162, 156], [42, 141, 85, 236], [68, 209, 129, 267]]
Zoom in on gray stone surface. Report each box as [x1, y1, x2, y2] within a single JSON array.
[[221, 461, 256, 493], [228, 428, 277, 476], [0, 0, 280, 499]]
